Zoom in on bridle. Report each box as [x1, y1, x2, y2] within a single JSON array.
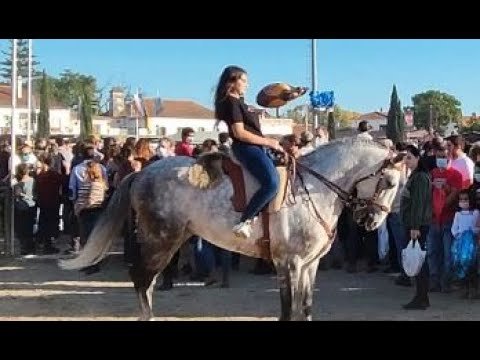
[[292, 157, 397, 239]]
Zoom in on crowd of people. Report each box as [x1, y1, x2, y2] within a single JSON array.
[[1, 118, 480, 307]]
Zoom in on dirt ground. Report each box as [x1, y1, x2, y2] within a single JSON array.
[[1, 243, 480, 321]]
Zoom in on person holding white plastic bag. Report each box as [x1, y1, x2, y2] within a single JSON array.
[[400, 145, 432, 310]]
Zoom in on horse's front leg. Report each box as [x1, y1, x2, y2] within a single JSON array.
[[275, 261, 292, 321], [301, 258, 320, 321]]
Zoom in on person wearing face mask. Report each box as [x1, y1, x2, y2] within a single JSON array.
[[451, 190, 480, 298], [427, 144, 463, 293], [11, 144, 38, 176], [145, 137, 175, 167]]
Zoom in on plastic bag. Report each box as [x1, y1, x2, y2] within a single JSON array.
[[451, 230, 477, 279], [378, 220, 389, 261], [402, 239, 426, 277]]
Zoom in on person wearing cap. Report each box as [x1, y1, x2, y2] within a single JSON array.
[[357, 120, 373, 140], [299, 131, 315, 156]]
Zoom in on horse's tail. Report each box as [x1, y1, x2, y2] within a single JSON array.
[[58, 172, 138, 270]]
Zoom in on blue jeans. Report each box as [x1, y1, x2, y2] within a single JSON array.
[[231, 142, 279, 222], [387, 213, 408, 274], [427, 221, 453, 289]]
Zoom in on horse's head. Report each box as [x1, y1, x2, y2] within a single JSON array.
[[352, 153, 405, 231]]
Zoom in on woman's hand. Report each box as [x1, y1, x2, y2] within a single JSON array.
[[265, 138, 284, 153], [410, 229, 421, 240]]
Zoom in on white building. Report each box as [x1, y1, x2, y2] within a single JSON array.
[[105, 88, 294, 137], [351, 111, 388, 132], [0, 83, 72, 136]]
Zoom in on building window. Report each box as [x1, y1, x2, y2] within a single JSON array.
[[198, 127, 205, 132], [19, 113, 28, 120]]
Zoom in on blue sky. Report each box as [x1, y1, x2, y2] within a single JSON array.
[[2, 39, 479, 115]]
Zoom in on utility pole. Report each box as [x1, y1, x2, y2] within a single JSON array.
[[311, 39, 318, 133], [9, 39, 18, 256], [27, 39, 32, 143]]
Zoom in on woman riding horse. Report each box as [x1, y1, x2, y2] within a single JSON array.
[[214, 66, 302, 239]]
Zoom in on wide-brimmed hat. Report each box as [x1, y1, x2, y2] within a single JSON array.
[[256, 83, 308, 108]]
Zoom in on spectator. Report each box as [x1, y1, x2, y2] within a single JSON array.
[[175, 127, 195, 157], [13, 163, 36, 255], [34, 138, 48, 158], [447, 134, 475, 189], [86, 134, 105, 162], [427, 144, 462, 293], [451, 190, 480, 299], [11, 144, 37, 175], [147, 137, 175, 165], [134, 138, 153, 167], [299, 131, 315, 156], [0, 143, 10, 181], [422, 137, 444, 172], [113, 147, 136, 189], [280, 134, 301, 158], [357, 121, 373, 140], [202, 139, 218, 153], [72, 160, 108, 275], [123, 137, 137, 151], [34, 154, 62, 254], [400, 144, 432, 310], [314, 126, 328, 147]]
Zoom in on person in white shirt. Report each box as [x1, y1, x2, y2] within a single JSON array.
[[451, 190, 480, 299], [314, 126, 329, 147], [447, 134, 475, 189], [356, 120, 373, 141], [451, 192, 480, 238]]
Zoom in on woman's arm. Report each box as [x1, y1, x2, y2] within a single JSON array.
[[231, 123, 283, 151], [408, 173, 430, 232]]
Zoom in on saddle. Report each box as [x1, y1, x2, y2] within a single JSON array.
[[222, 153, 294, 259]]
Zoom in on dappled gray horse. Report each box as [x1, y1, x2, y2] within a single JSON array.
[[59, 137, 403, 321]]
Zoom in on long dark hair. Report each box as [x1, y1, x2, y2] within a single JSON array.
[[406, 144, 428, 173], [214, 65, 247, 120]]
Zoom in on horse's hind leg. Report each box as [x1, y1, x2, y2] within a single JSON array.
[[129, 265, 158, 321]]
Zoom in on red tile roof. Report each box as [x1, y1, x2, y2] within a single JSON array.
[[355, 111, 388, 122], [123, 98, 215, 119], [0, 84, 67, 109]]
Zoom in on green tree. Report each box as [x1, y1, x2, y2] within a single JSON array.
[[79, 91, 93, 140], [36, 70, 50, 138], [333, 105, 362, 128], [0, 39, 40, 82], [49, 69, 99, 113], [411, 90, 462, 130], [386, 85, 404, 143]]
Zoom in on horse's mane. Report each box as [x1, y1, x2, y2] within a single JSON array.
[[301, 136, 389, 161]]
